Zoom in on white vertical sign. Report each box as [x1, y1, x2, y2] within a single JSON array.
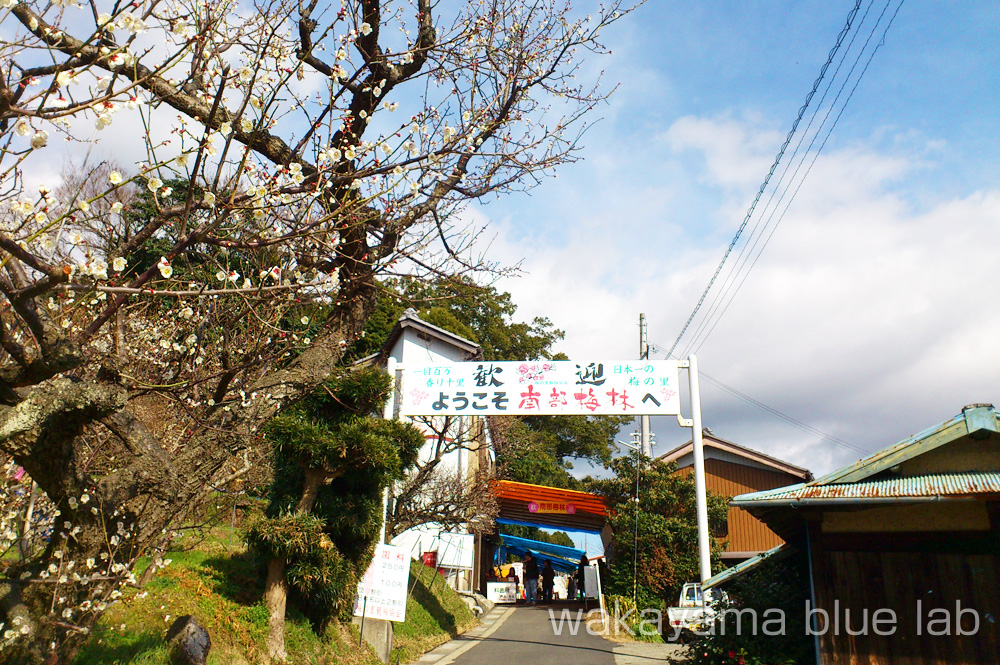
[[353, 544, 410, 622]]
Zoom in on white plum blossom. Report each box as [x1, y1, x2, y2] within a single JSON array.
[[112, 257, 127, 272], [88, 260, 108, 281], [30, 131, 48, 149], [157, 257, 173, 279], [56, 70, 78, 87], [109, 171, 123, 185], [360, 22, 373, 36], [147, 177, 163, 192]]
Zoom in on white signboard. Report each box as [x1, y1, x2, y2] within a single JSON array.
[[353, 544, 410, 622], [486, 582, 518, 604], [584, 566, 599, 599], [400, 360, 680, 416]]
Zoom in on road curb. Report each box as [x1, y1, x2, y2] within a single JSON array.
[[410, 605, 515, 664]]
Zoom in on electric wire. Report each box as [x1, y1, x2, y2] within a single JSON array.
[[647, 341, 871, 457], [700, 373, 872, 456], [679, 0, 882, 358], [685, 0, 906, 357], [664, 0, 865, 359]]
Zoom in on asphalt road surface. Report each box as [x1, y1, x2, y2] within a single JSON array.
[[436, 602, 619, 665]]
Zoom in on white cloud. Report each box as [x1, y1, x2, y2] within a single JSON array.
[[484, 115, 1000, 476]]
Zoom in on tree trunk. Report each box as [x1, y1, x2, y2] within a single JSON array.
[[264, 557, 289, 663], [296, 468, 327, 513]]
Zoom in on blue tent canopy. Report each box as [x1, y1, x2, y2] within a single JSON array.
[[495, 534, 585, 574]]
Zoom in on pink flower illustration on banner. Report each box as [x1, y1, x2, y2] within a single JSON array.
[[409, 389, 430, 405], [516, 362, 555, 383], [661, 389, 677, 401], [566, 504, 576, 514], [528, 501, 540, 513]]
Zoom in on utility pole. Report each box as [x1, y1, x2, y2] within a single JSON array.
[[639, 314, 652, 458]]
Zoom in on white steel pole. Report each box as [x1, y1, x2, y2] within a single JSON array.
[[688, 354, 711, 583], [379, 357, 397, 544], [639, 314, 651, 458]]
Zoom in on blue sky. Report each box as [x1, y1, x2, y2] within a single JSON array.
[[483, 0, 999, 546]]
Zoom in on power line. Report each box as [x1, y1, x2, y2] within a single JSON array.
[[648, 341, 870, 457], [700, 373, 871, 456], [664, 0, 865, 359], [679, 0, 883, 358], [682, 0, 906, 358]]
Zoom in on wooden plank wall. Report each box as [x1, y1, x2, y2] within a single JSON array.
[[812, 549, 1000, 665], [679, 458, 799, 553]]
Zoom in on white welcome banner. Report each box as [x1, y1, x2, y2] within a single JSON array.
[[399, 360, 680, 416]]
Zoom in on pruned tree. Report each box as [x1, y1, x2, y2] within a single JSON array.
[[247, 366, 423, 662], [0, 0, 632, 660]]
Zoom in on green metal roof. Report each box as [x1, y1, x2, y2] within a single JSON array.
[[732, 404, 1000, 509]]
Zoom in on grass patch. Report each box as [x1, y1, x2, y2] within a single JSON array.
[[601, 595, 666, 644], [392, 560, 478, 663], [74, 532, 478, 665], [73, 533, 381, 665]]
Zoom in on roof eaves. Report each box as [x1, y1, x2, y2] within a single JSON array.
[[731, 472, 1000, 507], [815, 405, 998, 485], [703, 544, 793, 589], [655, 433, 812, 480], [377, 308, 482, 361]]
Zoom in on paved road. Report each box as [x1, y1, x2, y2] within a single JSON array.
[[412, 602, 686, 665]]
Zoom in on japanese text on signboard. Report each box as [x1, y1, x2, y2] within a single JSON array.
[[353, 544, 410, 622], [400, 360, 680, 416]]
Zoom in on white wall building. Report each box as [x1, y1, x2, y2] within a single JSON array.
[[378, 309, 490, 591]]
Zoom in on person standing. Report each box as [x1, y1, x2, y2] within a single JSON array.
[[523, 552, 540, 605], [576, 554, 589, 600], [541, 561, 556, 603]]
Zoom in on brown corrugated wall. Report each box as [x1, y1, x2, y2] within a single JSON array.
[[678, 458, 800, 555]]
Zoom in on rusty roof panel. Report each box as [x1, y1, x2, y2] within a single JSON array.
[[732, 472, 1000, 505]]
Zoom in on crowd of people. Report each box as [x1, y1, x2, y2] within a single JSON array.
[[492, 552, 592, 605]]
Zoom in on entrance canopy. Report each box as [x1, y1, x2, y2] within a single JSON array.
[[493, 480, 610, 539], [497, 534, 583, 573]]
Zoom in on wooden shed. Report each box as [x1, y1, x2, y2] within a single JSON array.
[[656, 430, 812, 561], [732, 403, 1000, 665]]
